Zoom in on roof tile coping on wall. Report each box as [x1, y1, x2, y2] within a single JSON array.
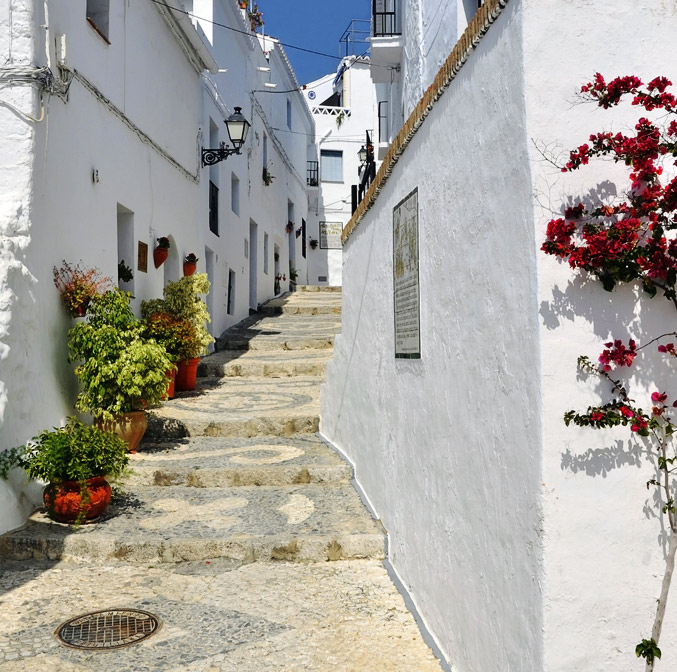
[[341, 0, 511, 244]]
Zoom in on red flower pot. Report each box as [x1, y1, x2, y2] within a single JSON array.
[[175, 357, 201, 391], [43, 476, 112, 524], [154, 247, 169, 268], [164, 368, 176, 400], [183, 261, 197, 276], [69, 299, 90, 317]]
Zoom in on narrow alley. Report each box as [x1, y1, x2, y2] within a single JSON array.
[[0, 288, 442, 671]]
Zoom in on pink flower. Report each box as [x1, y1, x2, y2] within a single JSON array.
[[619, 406, 635, 418], [651, 391, 668, 403]]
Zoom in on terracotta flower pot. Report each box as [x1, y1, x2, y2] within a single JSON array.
[[183, 261, 197, 277], [43, 476, 112, 524], [69, 299, 90, 317], [153, 247, 169, 268], [164, 368, 176, 400], [96, 410, 148, 453], [175, 357, 201, 391]]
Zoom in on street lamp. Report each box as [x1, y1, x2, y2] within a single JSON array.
[[201, 107, 251, 166], [357, 145, 367, 165]]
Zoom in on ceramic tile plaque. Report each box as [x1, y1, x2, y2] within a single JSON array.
[[393, 187, 420, 359], [319, 221, 343, 249]]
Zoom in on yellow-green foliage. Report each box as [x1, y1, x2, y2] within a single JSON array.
[[141, 273, 214, 358]]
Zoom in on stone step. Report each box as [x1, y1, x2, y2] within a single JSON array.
[[258, 293, 342, 317], [198, 349, 331, 378], [296, 285, 342, 292], [127, 435, 351, 487], [146, 377, 321, 439], [0, 485, 385, 564], [216, 314, 340, 352]]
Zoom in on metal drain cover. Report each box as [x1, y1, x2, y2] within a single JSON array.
[[55, 609, 162, 650]]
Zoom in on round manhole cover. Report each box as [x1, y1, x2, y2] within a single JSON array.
[[55, 609, 162, 650]]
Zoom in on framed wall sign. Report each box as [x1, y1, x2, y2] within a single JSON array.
[[393, 187, 421, 359], [137, 241, 148, 273], [319, 221, 343, 249]]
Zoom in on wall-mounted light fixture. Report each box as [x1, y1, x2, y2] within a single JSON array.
[[201, 107, 251, 167]]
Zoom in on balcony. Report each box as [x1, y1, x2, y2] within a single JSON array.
[[369, 0, 403, 83], [307, 161, 319, 188]]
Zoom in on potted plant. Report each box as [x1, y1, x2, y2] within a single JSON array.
[[68, 289, 173, 451], [274, 273, 286, 296], [183, 253, 199, 277], [141, 274, 214, 391], [262, 167, 275, 186], [248, 3, 263, 30], [286, 221, 294, 234], [309, 239, 319, 250], [53, 261, 112, 317], [153, 236, 171, 268], [238, 0, 247, 7], [143, 312, 197, 398], [0, 417, 129, 524]]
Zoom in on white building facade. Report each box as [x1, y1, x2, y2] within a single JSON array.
[[304, 57, 385, 287], [0, 0, 313, 534], [321, 0, 677, 670]]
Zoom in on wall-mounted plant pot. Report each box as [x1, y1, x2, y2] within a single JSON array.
[[183, 261, 197, 277], [154, 247, 169, 268], [43, 476, 112, 524], [69, 299, 90, 317], [176, 357, 201, 391]]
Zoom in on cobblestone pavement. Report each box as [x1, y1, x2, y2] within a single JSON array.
[[0, 288, 443, 671]]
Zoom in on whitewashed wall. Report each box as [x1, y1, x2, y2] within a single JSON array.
[[0, 0, 47, 532], [323, 0, 677, 670], [523, 0, 677, 670], [322, 4, 543, 669]]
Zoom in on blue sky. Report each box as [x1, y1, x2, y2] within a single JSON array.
[[257, 0, 371, 85]]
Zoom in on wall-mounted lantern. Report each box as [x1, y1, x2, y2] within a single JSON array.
[[201, 107, 251, 167]]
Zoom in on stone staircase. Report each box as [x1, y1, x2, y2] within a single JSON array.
[[0, 286, 444, 671]]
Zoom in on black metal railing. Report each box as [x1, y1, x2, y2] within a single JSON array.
[[209, 180, 219, 236], [307, 161, 319, 187], [372, 0, 400, 37]]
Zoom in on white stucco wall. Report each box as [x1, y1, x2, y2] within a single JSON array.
[[0, 0, 47, 532], [523, 1, 677, 670], [322, 4, 543, 670], [324, 0, 677, 669]]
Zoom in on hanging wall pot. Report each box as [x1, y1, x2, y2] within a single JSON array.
[[154, 237, 171, 268]]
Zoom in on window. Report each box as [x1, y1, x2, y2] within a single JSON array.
[[301, 219, 306, 259], [286, 99, 292, 129], [231, 173, 240, 215], [227, 269, 236, 315], [209, 181, 219, 236], [86, 0, 110, 41], [321, 150, 343, 183], [263, 232, 269, 274]]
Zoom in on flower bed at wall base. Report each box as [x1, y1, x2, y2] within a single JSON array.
[[541, 73, 677, 670]]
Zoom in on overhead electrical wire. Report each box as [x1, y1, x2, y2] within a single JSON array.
[[147, 0, 393, 72]]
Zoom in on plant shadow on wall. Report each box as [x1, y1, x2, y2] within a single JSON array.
[[540, 74, 677, 670]]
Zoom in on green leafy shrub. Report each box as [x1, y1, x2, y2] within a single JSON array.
[[68, 289, 172, 421], [0, 417, 129, 484], [141, 273, 214, 358]]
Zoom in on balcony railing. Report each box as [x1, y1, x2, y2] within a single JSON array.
[[372, 0, 401, 37], [307, 161, 319, 187]]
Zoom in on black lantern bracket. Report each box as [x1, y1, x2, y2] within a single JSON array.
[[201, 106, 251, 167], [201, 143, 241, 167]]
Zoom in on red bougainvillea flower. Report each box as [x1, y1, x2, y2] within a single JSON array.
[[590, 411, 605, 422], [631, 417, 649, 433], [598, 339, 638, 371], [651, 391, 668, 403], [658, 343, 676, 355], [619, 406, 635, 418]]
